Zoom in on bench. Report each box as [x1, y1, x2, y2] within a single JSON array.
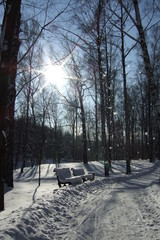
[[71, 168, 95, 182], [54, 168, 82, 188]]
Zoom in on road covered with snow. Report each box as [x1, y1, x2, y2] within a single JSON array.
[[0, 160, 160, 240], [64, 172, 160, 240]]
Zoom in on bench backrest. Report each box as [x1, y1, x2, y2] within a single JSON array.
[[72, 168, 85, 176], [55, 168, 72, 180]]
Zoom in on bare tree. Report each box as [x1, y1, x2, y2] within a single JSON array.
[[68, 55, 89, 164], [0, 0, 21, 210], [132, 0, 155, 162], [95, 0, 109, 175], [119, 0, 131, 174], [118, 0, 158, 162]]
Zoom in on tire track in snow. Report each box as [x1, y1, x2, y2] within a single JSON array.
[[65, 176, 159, 240], [134, 185, 160, 240], [65, 182, 116, 240]]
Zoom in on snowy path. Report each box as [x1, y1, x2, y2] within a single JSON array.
[[0, 161, 160, 240], [63, 168, 160, 240], [65, 183, 159, 240]]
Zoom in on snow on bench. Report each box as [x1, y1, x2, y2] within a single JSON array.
[[54, 168, 82, 188], [54, 167, 95, 188], [71, 168, 95, 181]]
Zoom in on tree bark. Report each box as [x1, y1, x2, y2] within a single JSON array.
[[96, 0, 108, 175], [0, 0, 21, 190], [0, 131, 6, 211], [78, 89, 88, 164], [133, 0, 155, 162], [94, 69, 99, 161], [104, 27, 112, 168], [120, 0, 131, 174]]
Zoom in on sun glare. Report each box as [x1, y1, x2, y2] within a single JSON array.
[[44, 64, 66, 90]]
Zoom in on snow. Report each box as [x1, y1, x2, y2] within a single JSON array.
[[0, 160, 160, 240]]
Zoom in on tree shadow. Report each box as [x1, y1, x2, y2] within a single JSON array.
[[32, 185, 40, 203], [84, 162, 105, 176], [15, 165, 38, 181]]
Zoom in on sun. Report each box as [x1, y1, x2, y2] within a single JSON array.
[[44, 64, 66, 90]]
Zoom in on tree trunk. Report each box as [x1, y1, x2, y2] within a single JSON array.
[[72, 120, 75, 162], [96, 0, 108, 175], [133, 0, 155, 162], [21, 83, 31, 173], [120, 0, 131, 174], [79, 90, 88, 164], [94, 69, 99, 161], [0, 0, 21, 190], [105, 27, 112, 168], [0, 131, 6, 211]]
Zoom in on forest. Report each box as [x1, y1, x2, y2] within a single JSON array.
[[0, 0, 160, 210]]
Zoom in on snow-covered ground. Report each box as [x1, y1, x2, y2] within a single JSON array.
[[0, 160, 160, 240]]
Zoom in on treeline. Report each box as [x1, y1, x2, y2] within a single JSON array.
[[13, 95, 159, 170], [0, 1, 160, 207], [13, 0, 160, 174]]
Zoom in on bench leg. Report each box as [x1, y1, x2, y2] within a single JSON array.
[[57, 178, 61, 188]]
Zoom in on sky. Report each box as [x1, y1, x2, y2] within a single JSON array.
[[0, 159, 160, 239], [1, 0, 158, 90]]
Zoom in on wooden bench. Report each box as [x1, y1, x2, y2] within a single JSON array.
[[71, 168, 95, 182], [54, 168, 82, 188]]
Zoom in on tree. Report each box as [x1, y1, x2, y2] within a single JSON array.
[[68, 53, 89, 164], [119, 0, 158, 162], [0, 130, 6, 211], [0, 0, 70, 210], [65, 104, 79, 161], [132, 0, 155, 163], [96, 0, 109, 175], [18, 25, 43, 173], [120, 0, 131, 174], [0, 0, 22, 210]]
